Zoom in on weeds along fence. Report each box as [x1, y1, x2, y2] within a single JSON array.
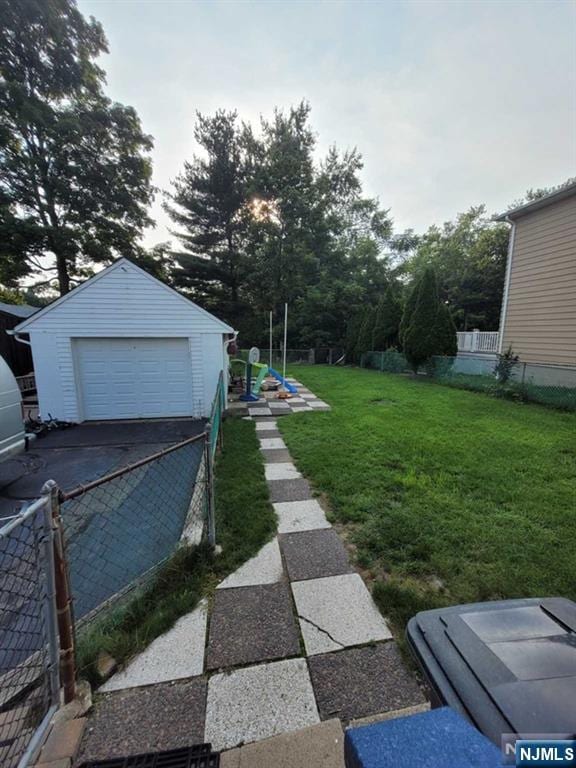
[[361, 351, 576, 411], [0, 373, 225, 766]]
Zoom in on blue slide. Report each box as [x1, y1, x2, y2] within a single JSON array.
[[267, 367, 298, 394]]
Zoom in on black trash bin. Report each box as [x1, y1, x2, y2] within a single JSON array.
[[406, 597, 576, 746]]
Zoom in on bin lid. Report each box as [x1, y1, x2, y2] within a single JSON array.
[[406, 597, 576, 745]]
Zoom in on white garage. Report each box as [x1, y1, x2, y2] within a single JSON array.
[[11, 259, 234, 422]]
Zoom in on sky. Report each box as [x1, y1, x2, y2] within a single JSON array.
[[79, 0, 576, 248]]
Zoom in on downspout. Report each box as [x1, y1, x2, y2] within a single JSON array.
[[7, 330, 32, 346], [222, 331, 238, 409], [497, 217, 516, 354]]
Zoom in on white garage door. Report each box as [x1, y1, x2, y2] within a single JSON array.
[[75, 338, 194, 420]]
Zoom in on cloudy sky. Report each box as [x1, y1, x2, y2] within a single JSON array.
[[79, 0, 576, 247]]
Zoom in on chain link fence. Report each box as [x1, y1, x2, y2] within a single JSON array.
[[361, 351, 576, 411], [60, 434, 209, 626], [0, 374, 226, 765], [238, 347, 344, 366], [0, 496, 60, 768]]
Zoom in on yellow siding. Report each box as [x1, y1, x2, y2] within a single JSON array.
[[502, 195, 576, 366]]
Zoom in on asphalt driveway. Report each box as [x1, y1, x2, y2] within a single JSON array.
[[0, 419, 206, 517]]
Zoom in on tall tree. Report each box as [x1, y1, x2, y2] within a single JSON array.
[[0, 0, 154, 294], [373, 282, 403, 350], [355, 306, 377, 359], [401, 267, 457, 373], [166, 110, 254, 326], [398, 207, 507, 331]]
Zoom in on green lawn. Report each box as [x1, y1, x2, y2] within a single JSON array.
[[279, 365, 576, 637]]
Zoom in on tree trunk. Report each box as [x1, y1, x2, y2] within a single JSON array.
[[56, 251, 71, 295]]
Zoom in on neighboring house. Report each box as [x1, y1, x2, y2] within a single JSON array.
[[0, 302, 36, 376], [11, 259, 234, 422], [495, 182, 576, 368]]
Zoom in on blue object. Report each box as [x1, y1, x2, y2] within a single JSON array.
[[239, 362, 259, 401], [267, 367, 298, 393], [344, 707, 502, 768]]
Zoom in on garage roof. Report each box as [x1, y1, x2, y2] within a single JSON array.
[[13, 258, 234, 334]]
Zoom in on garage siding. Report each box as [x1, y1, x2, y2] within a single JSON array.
[[24, 261, 232, 422]]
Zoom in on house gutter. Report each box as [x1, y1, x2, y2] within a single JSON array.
[[497, 216, 516, 354], [6, 329, 31, 346]]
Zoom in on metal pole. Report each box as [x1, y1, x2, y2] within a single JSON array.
[[269, 310, 273, 368], [40, 494, 61, 706], [282, 302, 288, 384], [41, 480, 76, 704]]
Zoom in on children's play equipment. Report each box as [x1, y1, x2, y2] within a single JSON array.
[[233, 347, 297, 402], [235, 304, 296, 400], [267, 367, 297, 393]]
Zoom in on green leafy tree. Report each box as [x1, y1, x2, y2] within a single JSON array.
[[401, 267, 456, 373], [0, 0, 154, 294], [373, 282, 403, 350], [398, 207, 508, 330]]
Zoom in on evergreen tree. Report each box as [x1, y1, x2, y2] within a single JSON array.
[[166, 110, 253, 327], [401, 267, 456, 373], [373, 282, 403, 350], [435, 302, 458, 357], [355, 306, 376, 360], [344, 312, 362, 364], [0, 0, 154, 294]]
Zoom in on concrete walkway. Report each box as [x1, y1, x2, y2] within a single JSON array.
[[76, 379, 426, 764]]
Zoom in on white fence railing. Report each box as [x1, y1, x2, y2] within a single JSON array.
[[457, 330, 499, 354]]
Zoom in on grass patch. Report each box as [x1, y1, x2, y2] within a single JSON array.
[[280, 365, 576, 639], [76, 418, 276, 686]]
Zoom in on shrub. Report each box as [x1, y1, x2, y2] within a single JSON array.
[[401, 267, 457, 373]]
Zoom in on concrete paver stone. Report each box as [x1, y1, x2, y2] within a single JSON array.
[[308, 644, 426, 722], [39, 719, 86, 763], [204, 658, 319, 751], [220, 718, 345, 768], [264, 462, 302, 481], [280, 529, 353, 582], [100, 601, 208, 692], [267, 478, 314, 503], [291, 573, 392, 655], [207, 582, 300, 670], [274, 500, 331, 534], [76, 678, 207, 764], [290, 406, 314, 413], [249, 407, 272, 417], [255, 421, 278, 432], [217, 539, 283, 590], [261, 449, 293, 463], [259, 437, 287, 450]]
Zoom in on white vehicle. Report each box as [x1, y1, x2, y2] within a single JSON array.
[[0, 355, 26, 461]]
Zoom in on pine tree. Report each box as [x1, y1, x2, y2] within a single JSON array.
[[373, 283, 403, 350], [435, 302, 458, 357], [344, 313, 362, 364], [355, 306, 376, 361], [166, 111, 252, 326], [401, 267, 456, 372]]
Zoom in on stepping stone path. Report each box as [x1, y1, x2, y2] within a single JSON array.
[[76, 380, 425, 764]]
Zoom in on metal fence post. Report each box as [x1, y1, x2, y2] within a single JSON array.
[[41, 480, 76, 704], [40, 495, 61, 707], [204, 435, 216, 547]]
